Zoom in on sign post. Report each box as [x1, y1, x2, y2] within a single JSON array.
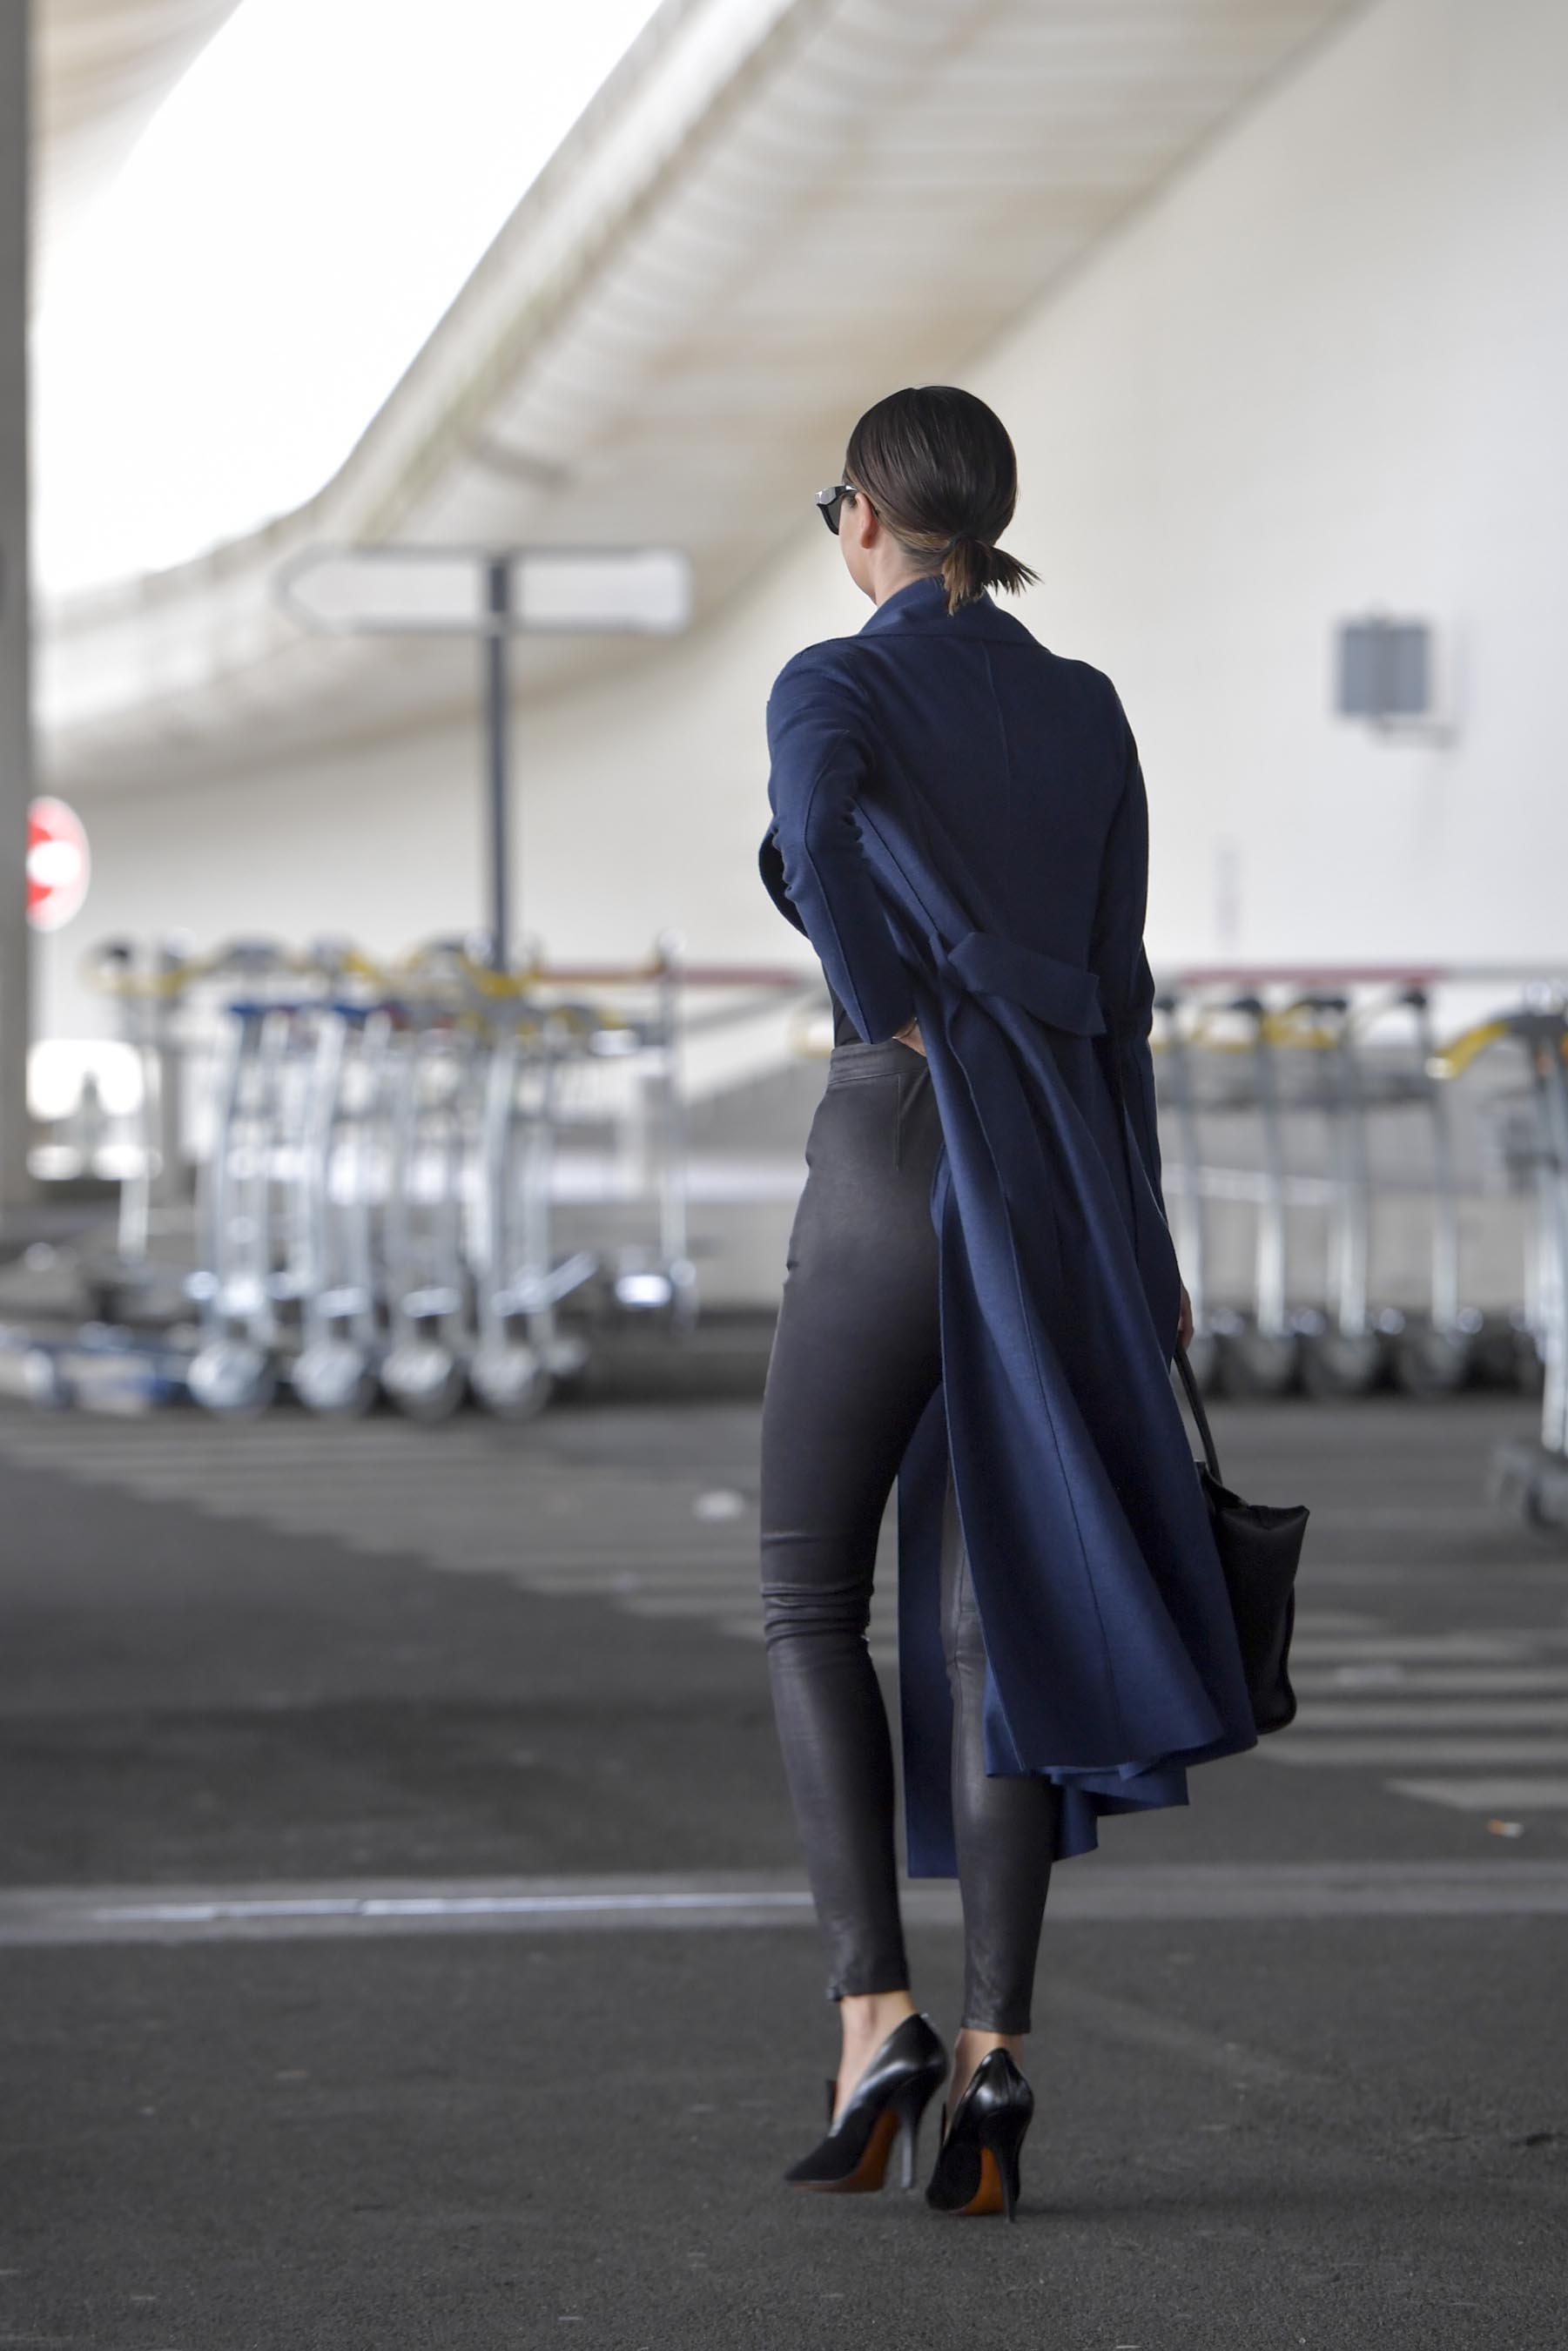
[[276, 542, 693, 970], [0, 1, 32, 1205]]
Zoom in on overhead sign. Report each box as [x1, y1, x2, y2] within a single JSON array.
[[275, 543, 693, 636], [273, 537, 696, 974], [27, 796, 90, 932]]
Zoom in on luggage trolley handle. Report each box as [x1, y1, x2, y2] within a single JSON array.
[[1522, 1009, 1568, 1458], [1282, 992, 1367, 1339], [1232, 994, 1289, 1341], [1154, 990, 1208, 1331]]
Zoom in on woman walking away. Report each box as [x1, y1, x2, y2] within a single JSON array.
[[756, 385, 1256, 2220]]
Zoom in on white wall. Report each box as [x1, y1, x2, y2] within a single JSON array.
[[41, 0, 1568, 1043]]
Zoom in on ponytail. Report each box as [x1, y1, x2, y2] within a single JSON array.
[[937, 532, 1040, 617]]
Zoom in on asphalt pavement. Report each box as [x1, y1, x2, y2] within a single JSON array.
[[2, 1362, 1566, 2349]]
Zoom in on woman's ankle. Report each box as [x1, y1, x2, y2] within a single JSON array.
[[838, 1987, 918, 2050], [831, 1990, 919, 2118]]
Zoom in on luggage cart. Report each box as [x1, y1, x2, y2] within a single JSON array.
[[465, 988, 596, 1420], [1437, 1015, 1549, 1393], [1290, 993, 1390, 1398], [1215, 995, 1302, 1397], [1153, 990, 1221, 1392], [185, 996, 289, 1415], [289, 1002, 390, 1417], [1387, 986, 1485, 1394], [77, 939, 192, 1326], [377, 1008, 472, 1423], [1483, 999, 1568, 1530], [3, 926, 798, 1422], [184, 943, 307, 1414], [581, 937, 702, 1336]]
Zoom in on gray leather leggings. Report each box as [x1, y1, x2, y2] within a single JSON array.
[[758, 1034, 1061, 2034]]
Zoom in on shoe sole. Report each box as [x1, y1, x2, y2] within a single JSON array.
[[932, 2144, 1013, 2218], [785, 2107, 901, 2193]]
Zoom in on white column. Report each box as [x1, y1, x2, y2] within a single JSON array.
[[0, 0, 33, 1206]]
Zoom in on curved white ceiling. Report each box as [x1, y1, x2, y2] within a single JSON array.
[[36, 0, 245, 280], [37, 0, 1365, 794]]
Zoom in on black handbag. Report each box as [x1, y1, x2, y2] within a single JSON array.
[[1173, 1345, 1308, 1735]]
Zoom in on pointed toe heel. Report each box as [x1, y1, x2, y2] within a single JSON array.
[[783, 2011, 948, 2195], [924, 2047, 1034, 2221]]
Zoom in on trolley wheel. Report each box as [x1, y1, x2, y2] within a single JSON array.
[[470, 1341, 555, 1422], [381, 1338, 468, 1425], [1217, 1327, 1301, 1398], [1299, 1330, 1387, 1398], [1390, 1324, 1474, 1398], [188, 1338, 277, 1416], [1470, 1317, 1527, 1390], [292, 1339, 379, 1418]]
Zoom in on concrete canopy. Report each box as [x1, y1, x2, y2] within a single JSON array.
[[36, 0, 1366, 795], [36, 0, 246, 279]]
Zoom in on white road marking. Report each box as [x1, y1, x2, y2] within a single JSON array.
[[5, 1860, 1568, 1945], [1291, 1667, 1568, 1693], [1292, 1701, 1568, 1728], [1286, 1635, 1559, 1661], [1383, 1779, 1568, 1812], [1266, 1737, 1568, 1766]]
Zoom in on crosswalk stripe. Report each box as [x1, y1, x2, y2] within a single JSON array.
[[3, 1415, 1563, 1807], [1286, 1635, 1558, 1661], [1383, 1779, 1568, 1811], [1291, 1667, 1568, 1693], [1266, 1737, 1568, 1766], [1293, 1701, 1568, 1728], [1303, 1506, 1517, 1531]]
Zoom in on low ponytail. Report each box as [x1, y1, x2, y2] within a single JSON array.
[[938, 533, 1040, 618], [844, 387, 1040, 616]]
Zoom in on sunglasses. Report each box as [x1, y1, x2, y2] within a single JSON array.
[[814, 481, 877, 535]]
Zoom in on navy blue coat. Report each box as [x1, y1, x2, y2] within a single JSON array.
[[758, 571, 1258, 1871]]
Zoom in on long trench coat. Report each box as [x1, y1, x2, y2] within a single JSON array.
[[757, 571, 1258, 1874]]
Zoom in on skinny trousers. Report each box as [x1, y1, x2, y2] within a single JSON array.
[[758, 1033, 1062, 2035]]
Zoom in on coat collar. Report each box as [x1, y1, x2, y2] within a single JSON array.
[[856, 569, 1032, 643]]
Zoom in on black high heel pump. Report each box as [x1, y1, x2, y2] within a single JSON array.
[[783, 2011, 948, 2193], [924, 2046, 1034, 2220]]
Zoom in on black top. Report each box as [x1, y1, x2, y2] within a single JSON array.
[[826, 980, 861, 1046]]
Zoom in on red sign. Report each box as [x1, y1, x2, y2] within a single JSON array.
[[27, 797, 90, 932]]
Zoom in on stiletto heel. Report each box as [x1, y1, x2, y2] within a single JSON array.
[[924, 2046, 1034, 2220], [892, 2078, 933, 2190], [783, 2012, 948, 2193]]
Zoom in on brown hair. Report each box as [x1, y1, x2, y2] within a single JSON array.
[[844, 385, 1040, 616]]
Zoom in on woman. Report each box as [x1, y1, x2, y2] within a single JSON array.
[[756, 386, 1256, 2221]]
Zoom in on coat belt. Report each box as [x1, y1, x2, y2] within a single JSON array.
[[938, 929, 1107, 1036]]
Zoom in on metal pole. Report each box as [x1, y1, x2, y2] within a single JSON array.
[[0, 0, 34, 1208], [484, 555, 512, 973]]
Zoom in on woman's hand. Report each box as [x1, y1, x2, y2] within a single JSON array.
[[1175, 1282, 1195, 1353], [893, 1015, 926, 1057]]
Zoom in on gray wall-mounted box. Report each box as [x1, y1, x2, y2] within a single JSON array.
[[1336, 617, 1433, 722]]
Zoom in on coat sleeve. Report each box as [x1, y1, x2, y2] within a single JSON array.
[[763, 650, 919, 1045], [1088, 690, 1168, 1224], [757, 822, 809, 937]]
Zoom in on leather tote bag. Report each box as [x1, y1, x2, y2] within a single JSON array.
[[1174, 1345, 1308, 1735]]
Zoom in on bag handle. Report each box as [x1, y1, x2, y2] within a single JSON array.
[[1173, 1343, 1224, 1485]]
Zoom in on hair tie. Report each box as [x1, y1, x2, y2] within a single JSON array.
[[941, 529, 982, 556]]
